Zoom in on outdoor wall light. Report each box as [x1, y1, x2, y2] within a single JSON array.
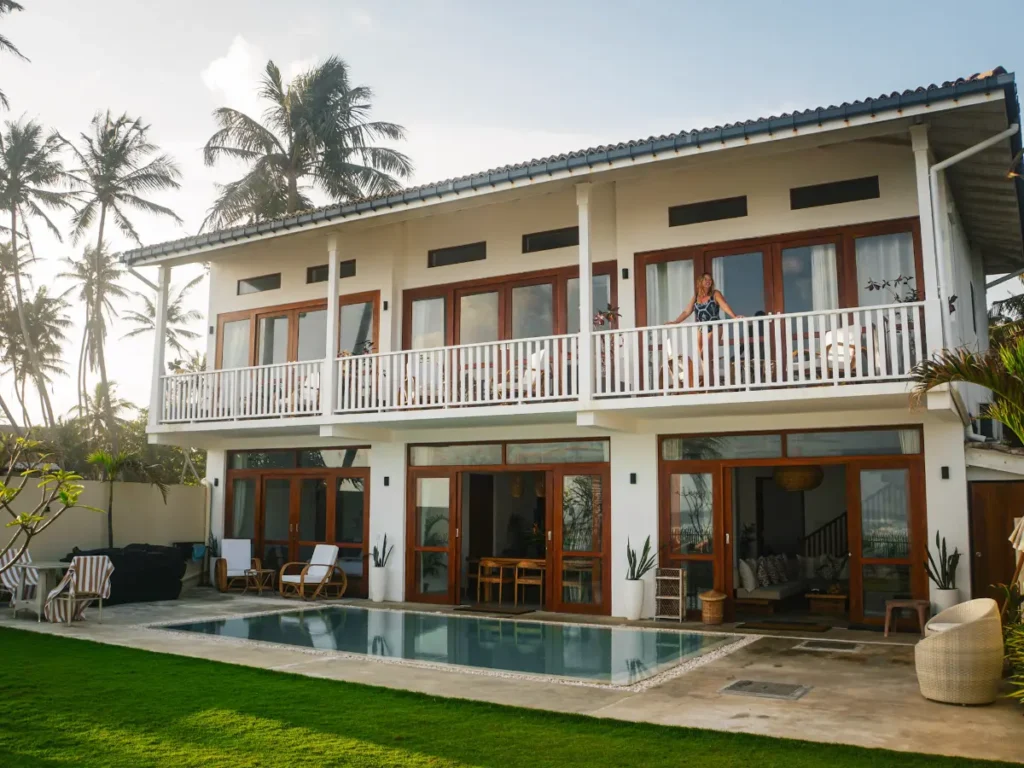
[[384, 476, 390, 486], [621, 267, 629, 280], [383, 300, 389, 311], [629, 472, 637, 484]]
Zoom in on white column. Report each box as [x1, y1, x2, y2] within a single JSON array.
[[369, 441, 406, 601], [610, 433, 658, 618], [576, 183, 594, 403], [147, 265, 170, 428], [322, 235, 340, 415], [923, 419, 972, 606], [910, 124, 945, 351]]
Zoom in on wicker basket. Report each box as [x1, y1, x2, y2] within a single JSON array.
[[699, 590, 726, 625]]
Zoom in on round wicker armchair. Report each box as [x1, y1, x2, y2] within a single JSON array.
[[914, 598, 1004, 705]]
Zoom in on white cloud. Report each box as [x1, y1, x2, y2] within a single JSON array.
[[200, 35, 266, 118], [350, 9, 373, 28]]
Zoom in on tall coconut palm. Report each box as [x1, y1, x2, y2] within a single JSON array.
[[121, 273, 203, 358], [912, 337, 1024, 442], [201, 57, 411, 230], [6, 286, 72, 424], [0, 1, 26, 111], [59, 246, 133, 419], [0, 118, 74, 426], [70, 381, 136, 445], [61, 111, 182, 447]]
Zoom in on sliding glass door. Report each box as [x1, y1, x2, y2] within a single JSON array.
[[407, 470, 457, 604], [551, 466, 610, 615]]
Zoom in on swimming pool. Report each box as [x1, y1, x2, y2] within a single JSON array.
[[163, 606, 734, 686]]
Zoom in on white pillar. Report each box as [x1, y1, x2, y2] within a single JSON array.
[[576, 183, 594, 403], [910, 124, 945, 351], [147, 265, 170, 428], [369, 441, 406, 601], [322, 235, 340, 415], [610, 433, 659, 617], [922, 419, 971, 605]]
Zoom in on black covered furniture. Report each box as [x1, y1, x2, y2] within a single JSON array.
[[63, 544, 186, 606]]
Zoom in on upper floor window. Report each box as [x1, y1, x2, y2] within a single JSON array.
[[668, 196, 747, 227], [403, 263, 617, 349], [428, 241, 486, 268], [636, 218, 921, 326], [237, 273, 281, 295], [790, 176, 880, 210], [306, 260, 356, 283], [522, 226, 579, 253]]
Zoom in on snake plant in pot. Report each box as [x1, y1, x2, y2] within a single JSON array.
[[368, 534, 394, 603], [624, 536, 658, 621], [926, 532, 961, 613]]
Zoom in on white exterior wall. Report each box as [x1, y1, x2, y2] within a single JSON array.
[[368, 441, 407, 601], [922, 419, 972, 600], [609, 433, 658, 618]]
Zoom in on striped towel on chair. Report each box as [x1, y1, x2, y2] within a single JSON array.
[[0, 548, 37, 605], [44, 556, 114, 623]]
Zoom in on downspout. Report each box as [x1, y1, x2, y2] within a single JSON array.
[[928, 123, 1019, 347], [200, 478, 214, 586]]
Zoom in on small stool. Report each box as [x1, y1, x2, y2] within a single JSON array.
[[883, 598, 930, 637]]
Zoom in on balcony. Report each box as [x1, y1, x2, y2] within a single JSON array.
[[155, 302, 928, 426]]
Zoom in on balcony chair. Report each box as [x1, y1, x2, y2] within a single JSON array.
[[0, 548, 36, 606], [516, 347, 549, 400], [215, 539, 260, 592], [279, 544, 348, 600], [43, 555, 115, 624], [915, 598, 1004, 705]]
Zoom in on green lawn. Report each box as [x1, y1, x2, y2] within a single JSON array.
[[0, 627, 1008, 768]]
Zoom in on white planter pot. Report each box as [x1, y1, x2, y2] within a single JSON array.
[[932, 588, 960, 614], [623, 579, 644, 621], [369, 565, 387, 603]]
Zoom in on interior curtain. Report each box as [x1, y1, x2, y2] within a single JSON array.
[[855, 233, 916, 306], [711, 258, 725, 298], [232, 481, 255, 539], [897, 429, 921, 455], [646, 262, 693, 325], [810, 244, 839, 311], [411, 298, 445, 349]]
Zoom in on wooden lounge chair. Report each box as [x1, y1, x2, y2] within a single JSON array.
[[278, 544, 347, 600], [215, 539, 260, 592], [43, 555, 114, 624]]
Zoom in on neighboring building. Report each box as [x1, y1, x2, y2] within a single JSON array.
[[123, 68, 1024, 624]]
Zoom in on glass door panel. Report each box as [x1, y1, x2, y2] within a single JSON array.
[[296, 309, 326, 361], [228, 478, 256, 539], [335, 474, 368, 596], [645, 259, 695, 326], [568, 274, 612, 333], [339, 301, 376, 355], [780, 244, 839, 313], [457, 291, 500, 344], [553, 469, 608, 614], [662, 468, 720, 618], [511, 282, 554, 339], [411, 297, 446, 349], [257, 315, 290, 365], [261, 477, 292, 572], [408, 472, 456, 603], [708, 251, 767, 317], [220, 318, 251, 369]]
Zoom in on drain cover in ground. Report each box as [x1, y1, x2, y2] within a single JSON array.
[[720, 680, 811, 700], [793, 639, 863, 653]]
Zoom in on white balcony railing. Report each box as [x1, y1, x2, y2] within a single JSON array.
[[160, 360, 323, 423], [593, 302, 927, 398], [335, 334, 579, 413]]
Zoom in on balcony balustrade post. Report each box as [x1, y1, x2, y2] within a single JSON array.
[[148, 265, 170, 427], [322, 235, 340, 415]]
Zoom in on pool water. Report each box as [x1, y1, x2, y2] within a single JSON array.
[[164, 606, 732, 685]]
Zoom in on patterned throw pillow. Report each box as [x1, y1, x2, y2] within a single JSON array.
[[764, 556, 782, 585], [775, 555, 791, 583], [756, 557, 772, 588]]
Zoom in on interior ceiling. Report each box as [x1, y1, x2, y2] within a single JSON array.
[[929, 100, 1023, 274]]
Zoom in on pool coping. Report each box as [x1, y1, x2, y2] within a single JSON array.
[[141, 603, 762, 693]]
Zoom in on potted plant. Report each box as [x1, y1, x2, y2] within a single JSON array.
[[624, 536, 657, 621], [368, 534, 394, 603], [926, 532, 961, 613]]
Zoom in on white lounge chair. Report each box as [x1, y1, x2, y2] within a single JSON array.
[[278, 544, 347, 600], [0, 548, 36, 606], [43, 555, 114, 624], [215, 539, 260, 592]]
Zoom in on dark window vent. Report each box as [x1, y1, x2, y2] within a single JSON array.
[[790, 176, 879, 210], [428, 241, 486, 268], [237, 273, 281, 295], [668, 196, 747, 227], [306, 260, 356, 284], [522, 226, 579, 253]]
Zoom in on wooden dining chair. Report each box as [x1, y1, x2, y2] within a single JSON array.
[[477, 559, 512, 604], [514, 560, 545, 606]]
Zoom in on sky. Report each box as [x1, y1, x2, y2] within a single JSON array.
[[3, 0, 1024, 422]]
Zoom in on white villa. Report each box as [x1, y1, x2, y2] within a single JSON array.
[[123, 68, 1024, 624]]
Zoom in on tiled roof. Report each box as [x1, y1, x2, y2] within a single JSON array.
[[122, 68, 1018, 264]]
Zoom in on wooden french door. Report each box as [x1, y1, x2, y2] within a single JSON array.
[[406, 469, 458, 604], [255, 470, 371, 596], [550, 465, 610, 614], [845, 458, 926, 624]]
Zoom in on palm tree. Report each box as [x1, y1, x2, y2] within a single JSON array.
[[167, 351, 206, 375], [201, 57, 411, 230], [87, 448, 167, 548], [61, 111, 181, 447], [59, 245, 133, 419], [3, 287, 72, 424], [912, 337, 1024, 442], [70, 381, 136, 445], [121, 273, 203, 358], [0, 118, 74, 425], [0, 1, 26, 110]]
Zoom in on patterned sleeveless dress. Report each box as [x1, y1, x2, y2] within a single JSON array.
[[694, 292, 721, 327]]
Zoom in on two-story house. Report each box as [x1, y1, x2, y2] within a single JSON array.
[[123, 68, 1024, 624]]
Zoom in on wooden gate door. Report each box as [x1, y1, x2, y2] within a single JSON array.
[[969, 482, 1024, 601]]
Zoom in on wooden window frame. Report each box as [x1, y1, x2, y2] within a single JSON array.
[[214, 291, 380, 369], [634, 217, 923, 327], [402, 261, 617, 349]]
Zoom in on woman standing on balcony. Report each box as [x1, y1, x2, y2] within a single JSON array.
[[670, 272, 742, 384]]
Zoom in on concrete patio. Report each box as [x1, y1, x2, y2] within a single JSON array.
[[1, 589, 1019, 764]]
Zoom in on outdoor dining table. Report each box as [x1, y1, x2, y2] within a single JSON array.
[[10, 560, 70, 622]]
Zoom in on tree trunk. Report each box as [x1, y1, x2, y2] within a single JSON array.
[[0, 391, 19, 429], [9, 206, 56, 426], [94, 208, 119, 452], [77, 306, 90, 417], [106, 475, 114, 548], [287, 172, 299, 213]]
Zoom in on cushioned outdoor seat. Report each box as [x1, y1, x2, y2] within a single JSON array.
[[215, 539, 259, 592], [915, 598, 1004, 705], [278, 544, 347, 600]]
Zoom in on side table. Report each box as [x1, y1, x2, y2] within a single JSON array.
[[883, 598, 929, 637], [243, 568, 275, 595]]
